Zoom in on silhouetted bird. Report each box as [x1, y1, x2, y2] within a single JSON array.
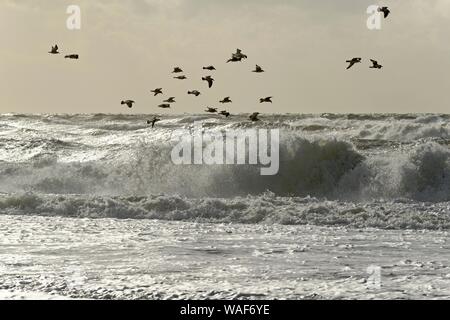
[[151, 88, 163, 96], [205, 107, 218, 113], [64, 54, 79, 59], [202, 76, 214, 88], [226, 49, 248, 63], [147, 117, 161, 128], [252, 65, 264, 73], [164, 97, 176, 103], [174, 75, 187, 80], [220, 97, 232, 104], [378, 6, 390, 18], [346, 58, 362, 69], [370, 59, 383, 69], [49, 45, 59, 54], [203, 66, 216, 71], [172, 67, 183, 73], [121, 100, 135, 108], [249, 112, 260, 122], [188, 90, 201, 96], [158, 104, 171, 109], [260, 97, 273, 103], [219, 110, 230, 117]]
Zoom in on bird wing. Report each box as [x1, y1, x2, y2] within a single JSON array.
[[207, 78, 213, 88], [384, 9, 390, 18], [347, 61, 356, 69]]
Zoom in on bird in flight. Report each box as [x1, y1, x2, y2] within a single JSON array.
[[202, 76, 214, 88], [188, 90, 201, 97], [260, 97, 273, 103], [147, 117, 161, 128], [188, 90, 201, 96], [64, 54, 79, 59], [378, 6, 390, 18], [121, 100, 135, 108], [346, 57, 362, 69], [219, 110, 231, 118], [227, 48, 248, 63], [220, 97, 232, 104], [151, 88, 163, 96], [172, 67, 183, 73], [370, 59, 383, 69], [252, 65, 264, 73], [174, 75, 187, 80], [249, 112, 260, 122], [205, 107, 218, 113], [158, 103, 171, 109], [49, 45, 59, 54], [203, 66, 216, 71], [164, 97, 176, 103]]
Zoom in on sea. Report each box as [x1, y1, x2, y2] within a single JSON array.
[[0, 113, 449, 299]]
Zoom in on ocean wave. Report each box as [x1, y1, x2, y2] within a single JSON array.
[[0, 132, 448, 202], [0, 192, 449, 230]]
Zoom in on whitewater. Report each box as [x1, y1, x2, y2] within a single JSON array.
[[0, 113, 449, 299]]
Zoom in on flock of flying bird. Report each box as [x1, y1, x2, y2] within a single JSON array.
[[49, 45, 270, 127], [119, 48, 270, 127], [48, 5, 391, 128]]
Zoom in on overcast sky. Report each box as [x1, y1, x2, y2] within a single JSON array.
[[1, 0, 450, 114]]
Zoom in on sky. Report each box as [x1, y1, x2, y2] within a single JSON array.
[[1, 0, 450, 114]]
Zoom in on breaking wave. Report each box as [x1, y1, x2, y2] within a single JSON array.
[[0, 192, 449, 230], [0, 113, 449, 228]]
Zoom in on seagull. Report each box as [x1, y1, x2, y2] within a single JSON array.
[[64, 54, 79, 59], [203, 66, 216, 71], [188, 90, 201, 96], [346, 58, 362, 69], [202, 76, 214, 88], [147, 117, 161, 128], [121, 100, 135, 108], [220, 97, 232, 104], [164, 97, 176, 103], [378, 6, 390, 18], [172, 67, 183, 73], [205, 107, 218, 113], [249, 112, 260, 122], [151, 88, 163, 96], [174, 75, 187, 80], [48, 45, 59, 54], [252, 65, 264, 73], [260, 97, 273, 103], [219, 110, 231, 118], [158, 103, 171, 109], [370, 59, 383, 69]]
